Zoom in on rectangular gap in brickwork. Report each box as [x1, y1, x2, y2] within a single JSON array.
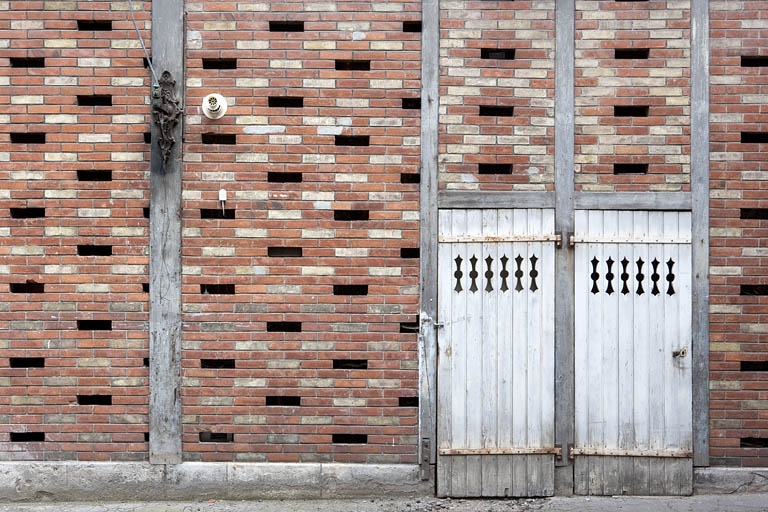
[[144, 132, 151, 144], [10, 432, 45, 442], [478, 164, 513, 175], [143, 58, 150, 69], [399, 396, 418, 407], [77, 20, 112, 31], [200, 208, 236, 220], [401, 173, 420, 184], [202, 58, 237, 70], [479, 105, 515, 117], [201, 133, 237, 145], [144, 433, 150, 442], [740, 285, 768, 296], [9, 357, 45, 368], [335, 59, 371, 71], [143, 208, 150, 219], [332, 434, 367, 444], [334, 210, 369, 221], [742, 56, 768, 67], [266, 396, 301, 406], [142, 283, 149, 293], [266, 321, 302, 332], [269, 21, 304, 32], [333, 285, 369, 296], [613, 164, 648, 175], [614, 106, 649, 117], [10, 57, 45, 68], [268, 246, 303, 257], [77, 95, 112, 107], [268, 96, 304, 108], [77, 395, 112, 405], [740, 361, 768, 372], [77, 170, 112, 181], [481, 48, 516, 60], [200, 284, 235, 295], [401, 247, 420, 259], [403, 21, 422, 32], [78, 245, 113, 256], [740, 208, 768, 220], [77, 320, 112, 331], [200, 359, 236, 369], [741, 132, 768, 144], [400, 321, 419, 333], [143, 357, 149, 367], [335, 135, 370, 147], [199, 432, 234, 443], [10, 282, 45, 294], [614, 48, 650, 60], [10, 207, 45, 219], [267, 172, 302, 183], [402, 98, 421, 110], [333, 359, 368, 370], [10, 133, 45, 144], [740, 438, 768, 448]]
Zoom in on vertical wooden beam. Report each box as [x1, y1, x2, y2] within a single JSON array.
[[149, 0, 184, 465], [554, 0, 575, 483], [419, 0, 440, 483], [690, 0, 710, 468]]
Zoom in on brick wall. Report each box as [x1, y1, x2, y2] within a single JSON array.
[[575, 0, 691, 192], [0, 0, 151, 461], [709, 0, 768, 467], [180, 0, 421, 463], [439, 0, 555, 191]]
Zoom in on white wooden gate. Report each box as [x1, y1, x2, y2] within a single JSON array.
[[436, 209, 556, 497], [573, 210, 693, 495]]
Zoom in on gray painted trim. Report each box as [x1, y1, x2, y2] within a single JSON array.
[[419, 0, 440, 480], [574, 192, 692, 211], [690, 0, 710, 468], [149, 0, 184, 465], [554, 0, 575, 477], [0, 463, 430, 502], [438, 191, 556, 209]]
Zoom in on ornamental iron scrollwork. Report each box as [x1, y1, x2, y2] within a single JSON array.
[[152, 71, 182, 166]]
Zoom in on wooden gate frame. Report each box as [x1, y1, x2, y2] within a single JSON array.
[[418, 0, 710, 491]]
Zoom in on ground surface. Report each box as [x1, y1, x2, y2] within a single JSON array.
[[1, 495, 767, 512]]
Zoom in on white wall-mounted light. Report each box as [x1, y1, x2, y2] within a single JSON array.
[[202, 93, 227, 119]]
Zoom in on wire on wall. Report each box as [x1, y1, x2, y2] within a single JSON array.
[[127, 0, 160, 89]]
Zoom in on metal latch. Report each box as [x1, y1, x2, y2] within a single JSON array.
[[673, 347, 687, 358], [434, 322, 444, 329], [420, 438, 431, 481]]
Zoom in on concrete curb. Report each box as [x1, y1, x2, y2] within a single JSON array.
[[693, 467, 768, 494], [0, 462, 432, 502]]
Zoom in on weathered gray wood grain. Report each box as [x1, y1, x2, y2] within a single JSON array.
[[149, 0, 184, 465]]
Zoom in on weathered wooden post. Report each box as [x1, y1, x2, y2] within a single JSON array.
[[148, 0, 184, 465]]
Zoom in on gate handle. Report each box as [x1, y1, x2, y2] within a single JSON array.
[[672, 347, 687, 358]]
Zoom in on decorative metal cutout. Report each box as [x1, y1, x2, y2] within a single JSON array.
[[590, 257, 600, 294], [469, 255, 479, 293], [651, 258, 660, 296], [636, 258, 645, 296], [484, 255, 494, 292], [453, 255, 463, 293], [152, 71, 182, 166], [529, 255, 539, 292], [514, 255, 524, 292], [620, 257, 630, 295], [605, 257, 615, 295], [500, 255, 509, 292], [666, 258, 676, 296]]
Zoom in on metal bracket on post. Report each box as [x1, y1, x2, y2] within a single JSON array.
[[420, 438, 432, 481]]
